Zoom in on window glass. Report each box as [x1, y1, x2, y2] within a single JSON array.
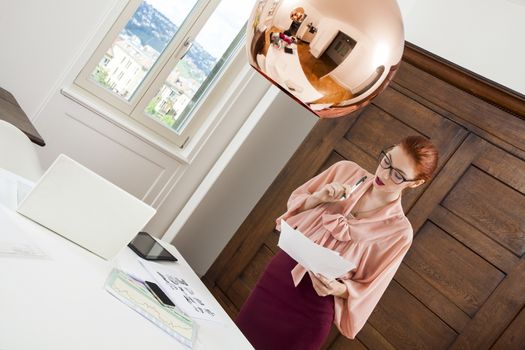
[[90, 0, 199, 100], [144, 0, 256, 133]]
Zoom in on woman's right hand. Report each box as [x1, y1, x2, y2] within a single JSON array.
[[298, 182, 350, 212], [312, 182, 349, 203]]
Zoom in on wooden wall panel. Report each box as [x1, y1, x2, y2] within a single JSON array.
[[345, 106, 421, 153], [473, 145, 525, 193], [491, 306, 525, 349], [450, 259, 525, 349], [348, 324, 396, 350], [334, 139, 377, 172], [239, 245, 274, 290], [404, 221, 505, 317], [394, 263, 470, 332], [429, 206, 519, 275], [227, 278, 250, 311], [442, 167, 525, 256], [394, 63, 525, 153], [369, 281, 457, 349]]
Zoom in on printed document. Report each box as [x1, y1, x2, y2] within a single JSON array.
[[278, 219, 355, 279], [140, 260, 224, 323]]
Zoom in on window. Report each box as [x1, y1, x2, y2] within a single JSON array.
[[76, 0, 256, 147]]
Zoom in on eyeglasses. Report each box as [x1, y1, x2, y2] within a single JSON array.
[[378, 150, 419, 185]]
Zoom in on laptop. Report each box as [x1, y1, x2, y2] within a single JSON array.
[[17, 154, 156, 260]]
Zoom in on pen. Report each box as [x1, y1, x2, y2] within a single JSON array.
[[340, 175, 367, 201]]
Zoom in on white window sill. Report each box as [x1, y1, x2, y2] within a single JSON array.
[[61, 86, 192, 164], [61, 61, 258, 165]]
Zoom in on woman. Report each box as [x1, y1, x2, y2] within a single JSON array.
[[235, 136, 439, 349], [283, 7, 306, 37]]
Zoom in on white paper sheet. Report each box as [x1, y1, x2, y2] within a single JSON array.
[[277, 219, 355, 279], [140, 260, 225, 324], [115, 248, 153, 283], [0, 204, 47, 259]]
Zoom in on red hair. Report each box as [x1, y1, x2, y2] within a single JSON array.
[[399, 136, 439, 181]]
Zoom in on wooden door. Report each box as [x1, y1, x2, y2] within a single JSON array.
[[204, 44, 525, 349]]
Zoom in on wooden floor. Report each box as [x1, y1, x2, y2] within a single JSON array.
[[296, 40, 353, 104], [258, 26, 353, 105]]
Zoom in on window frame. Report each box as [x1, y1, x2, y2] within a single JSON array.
[[74, 0, 246, 147]]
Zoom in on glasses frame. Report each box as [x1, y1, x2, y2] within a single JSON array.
[[378, 149, 419, 184]]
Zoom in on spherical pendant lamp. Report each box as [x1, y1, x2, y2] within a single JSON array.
[[246, 0, 404, 118]]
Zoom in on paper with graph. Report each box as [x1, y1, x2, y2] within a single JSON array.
[[105, 269, 196, 348]]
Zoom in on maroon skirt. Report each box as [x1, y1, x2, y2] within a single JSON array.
[[235, 250, 335, 350]]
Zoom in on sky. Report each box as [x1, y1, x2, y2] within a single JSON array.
[[146, 0, 256, 58]]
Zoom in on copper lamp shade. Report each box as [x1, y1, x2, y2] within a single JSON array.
[[246, 0, 404, 118]]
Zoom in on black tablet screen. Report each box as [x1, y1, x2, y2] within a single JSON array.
[[128, 232, 177, 261]]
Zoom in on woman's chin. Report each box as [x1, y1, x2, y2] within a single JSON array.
[[372, 181, 385, 191], [373, 180, 396, 193]]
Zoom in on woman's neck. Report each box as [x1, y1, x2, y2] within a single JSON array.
[[369, 185, 401, 205]]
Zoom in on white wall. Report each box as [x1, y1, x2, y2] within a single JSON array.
[[399, 0, 525, 94], [0, 0, 119, 118]]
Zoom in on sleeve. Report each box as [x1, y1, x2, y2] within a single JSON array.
[[275, 161, 360, 231], [333, 227, 413, 339]]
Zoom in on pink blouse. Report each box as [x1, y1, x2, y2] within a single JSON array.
[[275, 161, 413, 339]]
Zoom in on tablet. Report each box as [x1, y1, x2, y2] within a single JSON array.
[[128, 232, 178, 261]]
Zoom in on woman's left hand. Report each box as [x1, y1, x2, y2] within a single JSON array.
[[308, 272, 348, 298]]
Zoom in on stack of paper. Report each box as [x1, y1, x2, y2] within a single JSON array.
[[278, 220, 355, 279]]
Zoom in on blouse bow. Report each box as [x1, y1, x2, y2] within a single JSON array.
[[321, 213, 353, 241]]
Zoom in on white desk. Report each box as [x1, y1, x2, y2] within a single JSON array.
[[0, 205, 253, 350]]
